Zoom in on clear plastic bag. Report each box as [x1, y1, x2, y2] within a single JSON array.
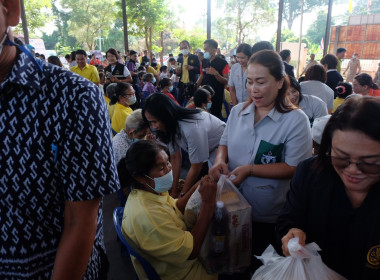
[[184, 175, 252, 274], [251, 237, 347, 280]]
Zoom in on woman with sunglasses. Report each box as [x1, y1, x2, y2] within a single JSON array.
[[278, 96, 380, 279]]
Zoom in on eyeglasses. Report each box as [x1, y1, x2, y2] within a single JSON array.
[[330, 156, 380, 174]]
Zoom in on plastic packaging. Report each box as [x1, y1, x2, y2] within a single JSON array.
[[184, 175, 252, 274], [251, 237, 347, 280]]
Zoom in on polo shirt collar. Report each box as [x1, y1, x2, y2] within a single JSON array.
[[134, 189, 170, 204], [241, 102, 282, 122]]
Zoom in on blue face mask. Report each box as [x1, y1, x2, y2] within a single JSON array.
[[206, 102, 212, 110], [169, 85, 174, 91], [152, 77, 156, 84], [145, 170, 173, 193], [132, 138, 139, 143], [204, 52, 211, 60]]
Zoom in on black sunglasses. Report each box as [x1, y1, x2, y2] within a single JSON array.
[[330, 156, 380, 174]]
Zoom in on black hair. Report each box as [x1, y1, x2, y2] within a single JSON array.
[[109, 82, 133, 105], [138, 71, 146, 80], [106, 48, 119, 59], [193, 86, 214, 107], [236, 43, 252, 58], [160, 65, 168, 72], [137, 66, 145, 71], [243, 50, 294, 113], [144, 73, 154, 82], [288, 75, 303, 103], [65, 54, 70, 59], [169, 53, 173, 57], [315, 96, 380, 170], [75, 49, 87, 57], [198, 51, 204, 56], [279, 49, 291, 61], [354, 73, 379, 90], [320, 54, 338, 70], [70, 51, 76, 60], [48, 56, 63, 67], [169, 57, 176, 63], [180, 40, 190, 48], [117, 140, 170, 190], [204, 39, 218, 49], [335, 82, 353, 98], [305, 64, 327, 83], [251, 41, 274, 54], [151, 62, 157, 67], [129, 50, 137, 56], [142, 94, 201, 144], [336, 47, 346, 54], [159, 78, 172, 89]]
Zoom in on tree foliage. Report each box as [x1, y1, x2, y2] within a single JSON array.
[[16, 0, 53, 35], [283, 0, 328, 30], [61, 0, 117, 50], [305, 11, 335, 45]]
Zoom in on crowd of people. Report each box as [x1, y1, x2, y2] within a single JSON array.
[[1, 1, 380, 279]]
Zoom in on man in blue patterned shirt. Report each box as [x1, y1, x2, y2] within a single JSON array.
[[0, 1, 119, 279]]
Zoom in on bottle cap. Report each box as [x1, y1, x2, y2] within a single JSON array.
[[216, 201, 224, 208]]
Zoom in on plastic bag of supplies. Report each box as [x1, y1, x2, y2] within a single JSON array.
[[251, 237, 347, 280], [184, 175, 252, 274]]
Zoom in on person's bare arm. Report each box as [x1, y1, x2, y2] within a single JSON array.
[[52, 198, 100, 280], [170, 149, 182, 198], [209, 145, 229, 182], [180, 162, 204, 195]]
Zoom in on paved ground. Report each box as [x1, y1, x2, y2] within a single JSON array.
[[103, 192, 137, 280]]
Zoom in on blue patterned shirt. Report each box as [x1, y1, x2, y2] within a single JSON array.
[[0, 39, 120, 279]]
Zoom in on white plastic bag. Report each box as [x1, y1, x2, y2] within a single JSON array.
[[251, 238, 347, 280], [184, 175, 252, 274]]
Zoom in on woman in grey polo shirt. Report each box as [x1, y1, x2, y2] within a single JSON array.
[[229, 43, 251, 105], [210, 50, 312, 262], [143, 93, 225, 198]]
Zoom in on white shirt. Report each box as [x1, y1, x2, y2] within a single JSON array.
[[300, 80, 334, 110], [298, 94, 328, 125], [220, 102, 312, 223], [168, 111, 226, 165], [112, 129, 132, 165]]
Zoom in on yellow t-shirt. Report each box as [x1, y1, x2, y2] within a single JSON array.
[[122, 190, 217, 280], [222, 89, 232, 119], [70, 64, 100, 84], [104, 95, 115, 120], [181, 56, 190, 83], [332, 97, 344, 113], [111, 103, 133, 134], [147, 66, 158, 76]]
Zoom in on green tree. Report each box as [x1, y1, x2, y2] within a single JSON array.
[[351, 0, 380, 15], [172, 28, 207, 53], [125, 0, 170, 62], [61, 0, 117, 50], [16, 0, 53, 35], [305, 11, 335, 45], [283, 0, 328, 30]]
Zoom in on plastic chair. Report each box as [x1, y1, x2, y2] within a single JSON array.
[[113, 207, 161, 280]]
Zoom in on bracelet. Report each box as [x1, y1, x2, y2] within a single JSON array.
[[250, 164, 254, 176]]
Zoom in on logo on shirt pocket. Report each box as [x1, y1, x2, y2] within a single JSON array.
[[254, 140, 284, 165], [367, 245, 380, 268]]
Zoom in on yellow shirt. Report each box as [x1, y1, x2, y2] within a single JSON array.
[[332, 97, 344, 113], [181, 56, 190, 83], [70, 64, 100, 84], [111, 103, 133, 134], [104, 96, 115, 120], [122, 190, 217, 280], [147, 66, 158, 76], [222, 89, 232, 119]]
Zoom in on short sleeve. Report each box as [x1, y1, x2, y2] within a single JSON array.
[[123, 66, 131, 77], [283, 110, 312, 167], [222, 64, 230, 75], [92, 67, 100, 83], [182, 122, 209, 163], [228, 65, 236, 87], [311, 96, 328, 119], [60, 85, 119, 201]]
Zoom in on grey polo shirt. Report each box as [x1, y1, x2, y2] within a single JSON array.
[[169, 111, 226, 165], [220, 102, 312, 223], [228, 63, 249, 103], [300, 80, 334, 110], [299, 94, 328, 125]]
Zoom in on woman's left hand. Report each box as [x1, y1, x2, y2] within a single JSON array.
[[229, 165, 250, 185]]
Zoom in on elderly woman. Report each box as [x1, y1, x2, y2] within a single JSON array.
[[119, 140, 218, 280], [278, 96, 380, 279], [112, 109, 150, 165], [209, 50, 312, 261]]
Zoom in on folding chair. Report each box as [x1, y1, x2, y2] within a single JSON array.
[[113, 207, 161, 280]]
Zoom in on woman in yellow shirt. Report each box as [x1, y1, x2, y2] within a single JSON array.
[[110, 82, 136, 134]]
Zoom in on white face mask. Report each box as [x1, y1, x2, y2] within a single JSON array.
[[181, 49, 190, 56], [127, 95, 136, 105], [0, 27, 10, 57]]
